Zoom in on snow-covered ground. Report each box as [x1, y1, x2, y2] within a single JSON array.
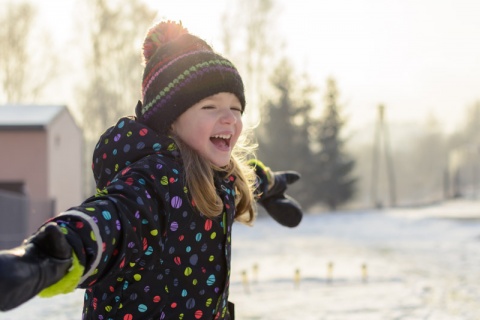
[[1, 199, 479, 320]]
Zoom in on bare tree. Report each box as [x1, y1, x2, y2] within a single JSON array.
[[220, 0, 282, 124], [75, 0, 156, 194], [402, 114, 448, 204], [447, 101, 480, 198], [76, 0, 156, 140], [0, 1, 57, 103]]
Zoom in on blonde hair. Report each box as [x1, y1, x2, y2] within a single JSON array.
[[171, 132, 257, 225]]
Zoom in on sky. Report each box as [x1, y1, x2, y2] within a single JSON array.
[[276, 0, 480, 133], [27, 0, 480, 133]]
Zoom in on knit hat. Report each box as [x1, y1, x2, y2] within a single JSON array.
[[136, 21, 246, 133]]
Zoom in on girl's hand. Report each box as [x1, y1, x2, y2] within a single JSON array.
[[260, 170, 303, 227]]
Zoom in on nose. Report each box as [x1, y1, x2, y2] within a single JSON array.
[[220, 109, 237, 124]]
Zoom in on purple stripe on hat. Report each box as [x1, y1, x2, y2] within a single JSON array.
[[142, 65, 241, 121], [142, 49, 213, 97]]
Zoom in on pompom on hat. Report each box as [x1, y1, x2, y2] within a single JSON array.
[[136, 21, 246, 133]]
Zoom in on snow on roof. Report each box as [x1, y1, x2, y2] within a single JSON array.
[[0, 105, 66, 130]]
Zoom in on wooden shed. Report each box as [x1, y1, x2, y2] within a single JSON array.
[[0, 105, 83, 247]]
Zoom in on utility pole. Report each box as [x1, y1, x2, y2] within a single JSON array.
[[371, 104, 396, 208]]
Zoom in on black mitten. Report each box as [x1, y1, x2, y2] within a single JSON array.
[[0, 223, 72, 311], [260, 170, 303, 227]]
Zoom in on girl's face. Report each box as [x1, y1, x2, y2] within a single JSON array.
[[171, 92, 243, 167]]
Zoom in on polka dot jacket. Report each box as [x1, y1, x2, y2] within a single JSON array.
[[49, 117, 266, 320]]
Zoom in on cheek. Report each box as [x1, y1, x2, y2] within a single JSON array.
[[183, 126, 210, 151], [231, 123, 243, 147], [237, 119, 244, 136]]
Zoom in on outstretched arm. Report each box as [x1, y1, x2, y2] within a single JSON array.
[[0, 156, 166, 311]]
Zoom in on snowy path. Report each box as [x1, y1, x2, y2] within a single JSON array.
[[1, 200, 479, 319]]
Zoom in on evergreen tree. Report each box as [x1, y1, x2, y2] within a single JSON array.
[[257, 59, 312, 206], [257, 59, 296, 166], [313, 78, 356, 210]]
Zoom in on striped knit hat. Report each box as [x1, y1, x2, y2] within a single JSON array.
[[136, 21, 245, 133]]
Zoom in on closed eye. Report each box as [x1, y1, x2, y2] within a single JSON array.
[[231, 107, 243, 114]]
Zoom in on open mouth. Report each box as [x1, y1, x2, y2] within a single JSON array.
[[210, 134, 232, 149]]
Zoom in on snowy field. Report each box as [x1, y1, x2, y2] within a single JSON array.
[[1, 199, 479, 320]]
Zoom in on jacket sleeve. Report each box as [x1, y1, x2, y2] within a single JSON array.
[[51, 156, 167, 288], [247, 159, 273, 201]]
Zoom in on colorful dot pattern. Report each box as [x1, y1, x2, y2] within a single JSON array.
[[54, 117, 238, 319]]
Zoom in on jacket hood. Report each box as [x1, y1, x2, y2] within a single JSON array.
[[92, 116, 180, 189]]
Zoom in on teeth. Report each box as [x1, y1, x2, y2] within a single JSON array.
[[212, 134, 231, 139]]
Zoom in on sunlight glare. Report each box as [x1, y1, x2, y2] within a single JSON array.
[[151, 0, 225, 45]]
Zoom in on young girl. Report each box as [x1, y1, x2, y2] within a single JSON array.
[[0, 21, 302, 319]]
